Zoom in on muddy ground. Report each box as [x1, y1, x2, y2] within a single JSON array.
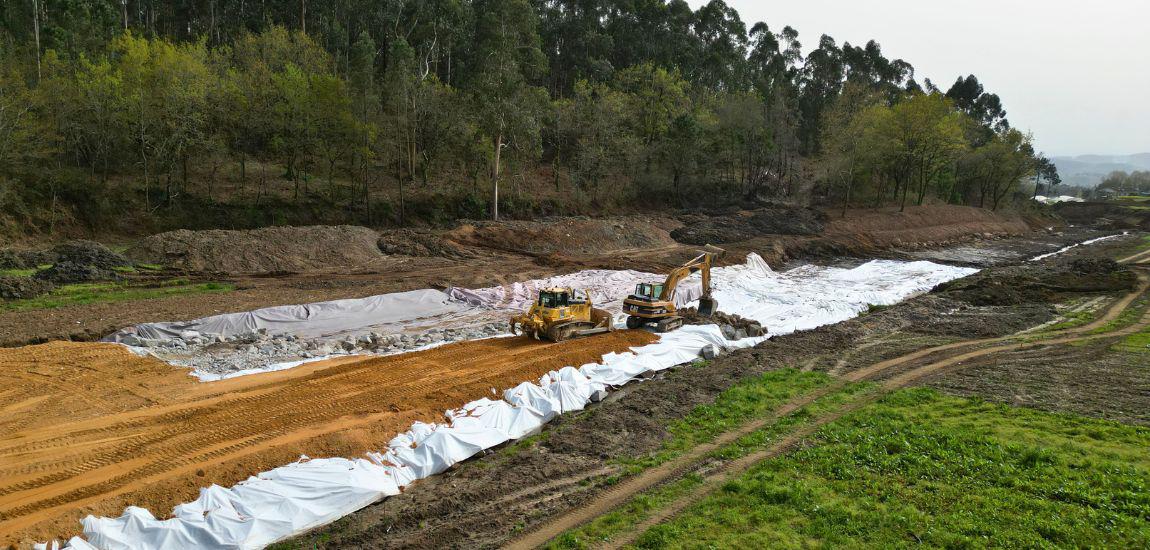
[[277, 236, 1148, 550], [0, 205, 1078, 347]]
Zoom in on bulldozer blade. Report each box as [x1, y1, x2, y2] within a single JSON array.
[[697, 297, 718, 317]]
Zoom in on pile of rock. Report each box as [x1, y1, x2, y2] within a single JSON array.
[[678, 307, 766, 340]]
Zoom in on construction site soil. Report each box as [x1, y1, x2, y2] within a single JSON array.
[[0, 205, 1067, 348], [0, 330, 656, 547], [0, 204, 1123, 548], [277, 238, 1148, 550]]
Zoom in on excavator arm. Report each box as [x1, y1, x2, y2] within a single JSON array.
[[658, 247, 723, 316]]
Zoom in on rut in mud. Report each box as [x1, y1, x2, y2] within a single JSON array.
[[0, 330, 655, 547]]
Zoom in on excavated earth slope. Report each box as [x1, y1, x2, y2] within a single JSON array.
[[0, 330, 655, 547]]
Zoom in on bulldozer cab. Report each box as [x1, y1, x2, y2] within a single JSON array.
[[633, 283, 665, 301], [537, 288, 587, 308]]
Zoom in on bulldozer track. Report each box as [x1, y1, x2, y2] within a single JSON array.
[[0, 330, 656, 546], [505, 267, 1150, 550]]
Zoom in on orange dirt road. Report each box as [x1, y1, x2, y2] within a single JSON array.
[[0, 330, 656, 547]]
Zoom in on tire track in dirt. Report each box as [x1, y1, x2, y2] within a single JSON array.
[[0, 330, 656, 547], [508, 269, 1150, 550]]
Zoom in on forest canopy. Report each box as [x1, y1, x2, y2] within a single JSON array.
[[0, 0, 1055, 235]]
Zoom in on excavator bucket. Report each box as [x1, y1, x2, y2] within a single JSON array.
[[697, 297, 718, 317]]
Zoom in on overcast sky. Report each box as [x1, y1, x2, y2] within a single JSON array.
[[688, 0, 1150, 157]]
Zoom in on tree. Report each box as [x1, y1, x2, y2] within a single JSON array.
[[469, 0, 548, 220]]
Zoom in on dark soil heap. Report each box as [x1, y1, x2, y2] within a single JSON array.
[[672, 205, 827, 245], [935, 257, 1137, 307], [0, 276, 54, 301], [377, 229, 474, 259], [33, 241, 131, 284], [0, 248, 57, 270], [127, 225, 383, 273]]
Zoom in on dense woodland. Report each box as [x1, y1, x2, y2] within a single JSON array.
[[0, 0, 1059, 235]]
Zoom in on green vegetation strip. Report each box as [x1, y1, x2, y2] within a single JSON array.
[[627, 389, 1150, 549], [616, 368, 832, 475], [0, 280, 234, 312], [547, 373, 874, 550]]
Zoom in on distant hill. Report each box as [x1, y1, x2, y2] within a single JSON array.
[[1053, 154, 1150, 187]]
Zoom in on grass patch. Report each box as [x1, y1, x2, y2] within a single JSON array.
[[616, 368, 833, 474], [0, 279, 233, 311], [0, 268, 37, 277], [1090, 296, 1149, 335], [1114, 324, 1150, 353], [634, 388, 1150, 549], [547, 374, 874, 549], [1043, 308, 1095, 331]]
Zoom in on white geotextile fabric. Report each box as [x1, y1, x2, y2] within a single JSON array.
[[107, 289, 470, 341], [67, 254, 976, 549], [689, 254, 978, 336], [448, 268, 702, 311], [1034, 195, 1085, 204], [1029, 233, 1126, 262], [107, 270, 694, 345]]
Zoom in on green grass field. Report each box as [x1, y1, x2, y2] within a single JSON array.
[[631, 388, 1150, 549], [0, 279, 234, 311]]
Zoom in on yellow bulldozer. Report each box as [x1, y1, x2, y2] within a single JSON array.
[[623, 247, 723, 332], [510, 287, 615, 342]]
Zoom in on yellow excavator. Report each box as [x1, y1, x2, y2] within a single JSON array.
[[510, 287, 615, 342], [623, 247, 723, 332]]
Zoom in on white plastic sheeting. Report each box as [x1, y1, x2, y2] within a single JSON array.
[[107, 289, 470, 342], [107, 270, 684, 346], [448, 268, 702, 311], [1029, 233, 1127, 262], [687, 254, 977, 336], [1034, 195, 1085, 204], [66, 254, 976, 549]]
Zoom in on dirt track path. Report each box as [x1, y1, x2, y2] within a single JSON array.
[[507, 266, 1150, 549], [0, 331, 655, 547]]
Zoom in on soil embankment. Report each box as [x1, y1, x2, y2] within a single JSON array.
[[126, 225, 383, 273], [0, 330, 655, 547], [1, 205, 1055, 348]]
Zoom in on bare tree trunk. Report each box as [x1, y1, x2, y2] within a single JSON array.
[[121, 0, 129, 29], [300, 0, 307, 33], [492, 133, 502, 221], [31, 0, 42, 82]]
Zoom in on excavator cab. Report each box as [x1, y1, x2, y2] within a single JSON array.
[[632, 283, 664, 300]]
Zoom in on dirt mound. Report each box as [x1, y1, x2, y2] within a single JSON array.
[[1054, 202, 1150, 230], [127, 225, 383, 273], [52, 240, 131, 270], [824, 205, 1033, 249], [934, 259, 1137, 307], [0, 276, 53, 301], [34, 262, 118, 284], [451, 217, 676, 256], [0, 250, 26, 269], [671, 206, 827, 245], [377, 229, 474, 258], [0, 248, 57, 270]]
